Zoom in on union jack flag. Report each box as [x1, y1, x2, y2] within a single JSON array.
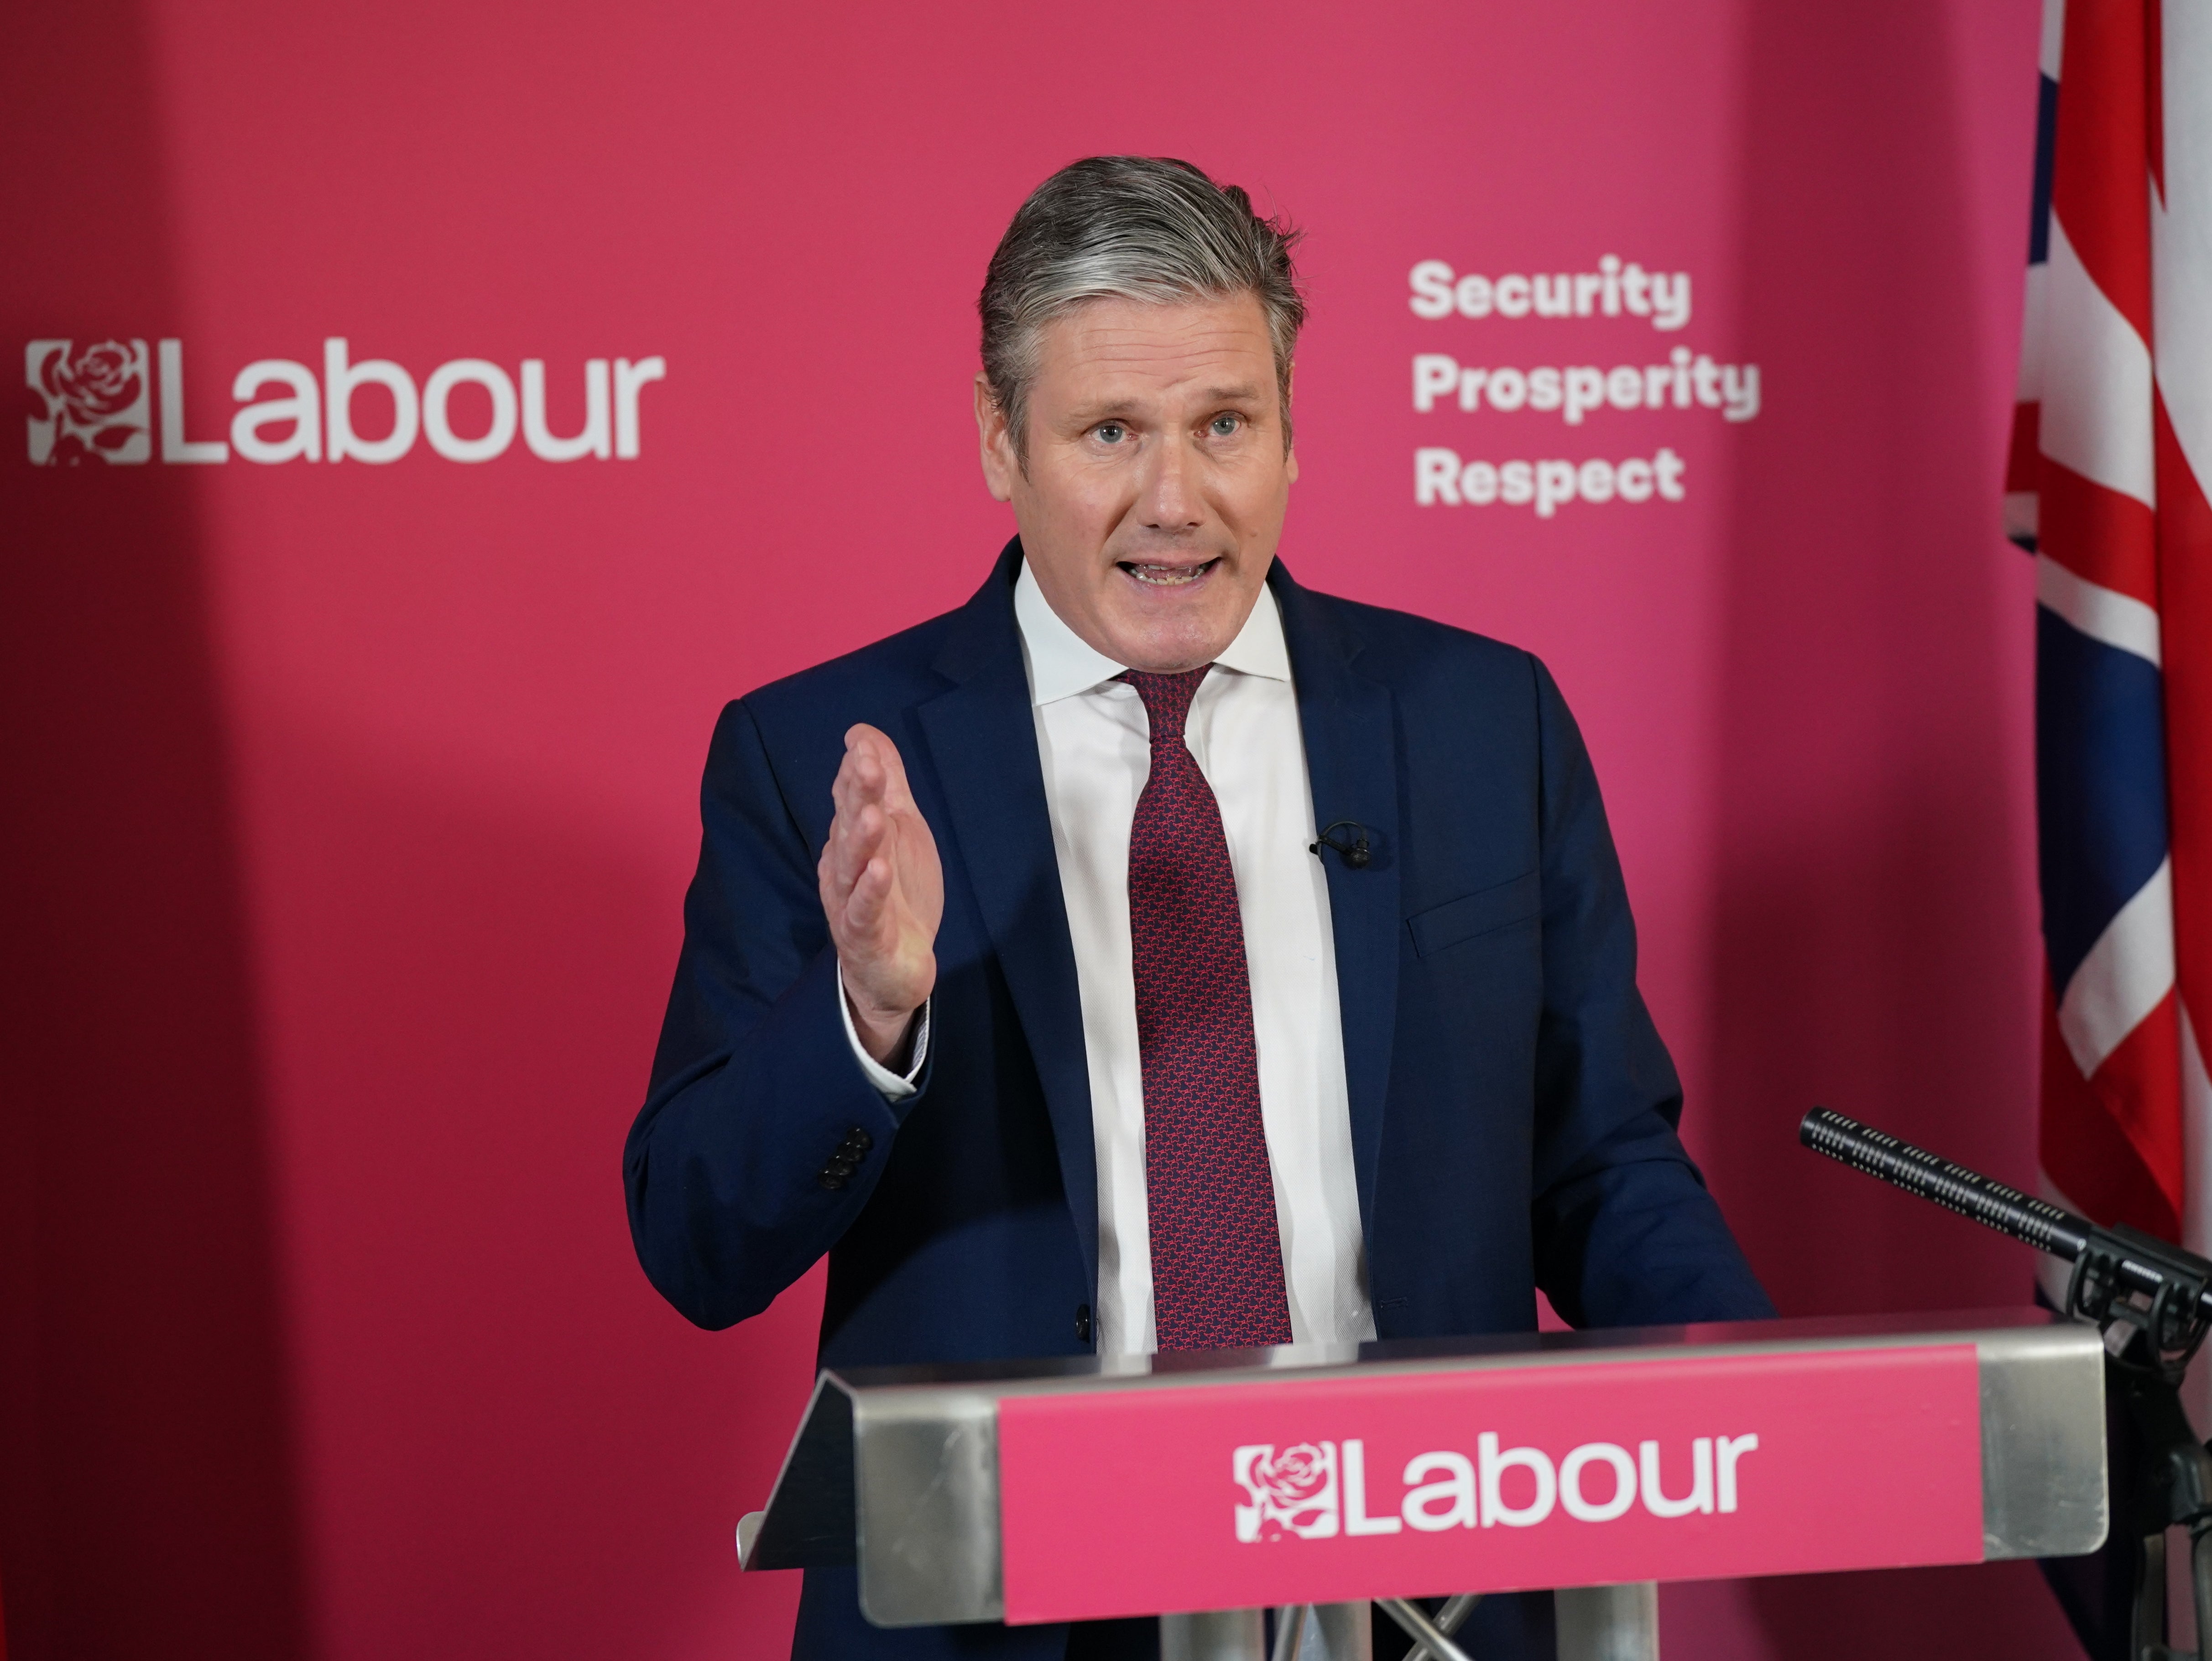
[[2010, 0, 2212, 1287]]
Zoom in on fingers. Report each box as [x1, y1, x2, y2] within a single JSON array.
[[820, 724, 936, 1019], [843, 852, 892, 938], [830, 742, 887, 827], [826, 798, 888, 903], [845, 723, 915, 813], [826, 724, 921, 909], [820, 822, 892, 960]]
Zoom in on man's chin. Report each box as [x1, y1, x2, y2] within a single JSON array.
[[1101, 611, 1243, 674]]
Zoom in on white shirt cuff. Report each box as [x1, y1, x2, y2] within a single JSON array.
[[837, 961, 929, 1100]]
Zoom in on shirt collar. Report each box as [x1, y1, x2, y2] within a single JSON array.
[[1013, 558, 1292, 707]]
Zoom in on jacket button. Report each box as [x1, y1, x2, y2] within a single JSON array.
[[842, 1128, 874, 1155], [1074, 1303, 1092, 1343], [817, 1170, 848, 1191]]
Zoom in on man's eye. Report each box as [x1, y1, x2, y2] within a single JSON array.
[[1210, 414, 1243, 437], [1095, 423, 1127, 444]]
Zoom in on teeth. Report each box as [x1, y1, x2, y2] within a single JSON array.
[[1126, 563, 1207, 586]]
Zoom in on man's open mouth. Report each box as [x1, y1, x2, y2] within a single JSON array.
[[1118, 558, 1220, 588]]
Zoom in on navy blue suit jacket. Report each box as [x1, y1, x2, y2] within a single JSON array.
[[625, 542, 1770, 1660]]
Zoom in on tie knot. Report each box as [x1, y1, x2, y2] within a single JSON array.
[[1119, 665, 1212, 742]]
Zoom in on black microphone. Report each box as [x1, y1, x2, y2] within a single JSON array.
[[1798, 1106, 2095, 1257], [1309, 819, 1371, 868], [1799, 1105, 2212, 1362]]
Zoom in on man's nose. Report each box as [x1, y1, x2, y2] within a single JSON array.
[[1139, 434, 1205, 531]]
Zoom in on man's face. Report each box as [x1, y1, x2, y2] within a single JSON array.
[[976, 292, 1296, 673]]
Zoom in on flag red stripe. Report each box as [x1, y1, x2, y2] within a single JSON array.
[[2037, 453, 2159, 606], [2148, 0, 2165, 205], [2157, 391, 2212, 1027], [2042, 980, 2182, 1236], [2052, 0, 2153, 344], [2008, 401, 2042, 497]]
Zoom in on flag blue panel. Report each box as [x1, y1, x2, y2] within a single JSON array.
[[2035, 606, 2170, 994]]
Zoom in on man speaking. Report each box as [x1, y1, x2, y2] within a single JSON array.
[[625, 157, 1771, 1660]]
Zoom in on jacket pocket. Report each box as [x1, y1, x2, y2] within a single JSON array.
[[1406, 870, 1541, 958]]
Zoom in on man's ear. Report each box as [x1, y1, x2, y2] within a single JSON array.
[[1282, 360, 1298, 481], [975, 375, 1017, 503]]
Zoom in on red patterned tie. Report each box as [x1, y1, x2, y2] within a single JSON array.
[[1122, 666, 1294, 1351]]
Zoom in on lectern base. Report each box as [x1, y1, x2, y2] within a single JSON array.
[[1555, 1583, 1659, 1661], [1158, 1587, 1655, 1661], [1159, 1608, 1263, 1661], [1158, 1601, 1371, 1661], [1293, 1602, 1372, 1659]]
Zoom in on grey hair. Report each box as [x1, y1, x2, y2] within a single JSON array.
[[979, 156, 1306, 465]]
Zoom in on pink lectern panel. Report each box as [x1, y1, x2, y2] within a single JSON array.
[[997, 1345, 1982, 1623]]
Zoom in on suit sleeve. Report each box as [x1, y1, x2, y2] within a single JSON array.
[[1523, 658, 1775, 1328], [623, 699, 931, 1330]]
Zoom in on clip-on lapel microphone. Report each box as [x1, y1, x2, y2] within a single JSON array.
[[1309, 819, 1372, 869]]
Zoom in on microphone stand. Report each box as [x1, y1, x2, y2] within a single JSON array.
[[1798, 1108, 2212, 1661], [2109, 1349, 2212, 1661]]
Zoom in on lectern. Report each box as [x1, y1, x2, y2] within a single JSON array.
[[737, 1309, 2107, 1659]]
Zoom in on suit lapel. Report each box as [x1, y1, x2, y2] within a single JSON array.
[[913, 543, 1100, 1288], [1271, 564, 1403, 1229]]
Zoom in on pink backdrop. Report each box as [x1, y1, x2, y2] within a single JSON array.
[[0, 1, 2076, 1657]]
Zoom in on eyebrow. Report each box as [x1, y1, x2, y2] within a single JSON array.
[[1064, 384, 1268, 424]]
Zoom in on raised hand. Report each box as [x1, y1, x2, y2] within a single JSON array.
[[818, 724, 944, 1066]]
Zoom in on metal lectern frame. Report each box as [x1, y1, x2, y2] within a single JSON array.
[[738, 1309, 2108, 1660]]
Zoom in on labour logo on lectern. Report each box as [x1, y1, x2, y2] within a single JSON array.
[[1231, 1442, 1339, 1541], [27, 340, 151, 465], [1230, 1428, 1767, 1546]]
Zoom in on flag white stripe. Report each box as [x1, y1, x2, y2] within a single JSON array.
[[2037, 551, 2163, 664], [2041, 214, 2157, 510], [2182, 1002, 2211, 1256], [2017, 262, 2049, 400], [2058, 855, 2177, 1079], [2154, 0, 2212, 515]]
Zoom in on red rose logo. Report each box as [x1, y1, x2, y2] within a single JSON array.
[[25, 338, 150, 464], [1252, 1443, 1330, 1510], [1233, 1440, 1340, 1541], [46, 340, 142, 425]]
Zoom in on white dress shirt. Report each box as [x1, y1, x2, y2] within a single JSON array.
[[844, 562, 1372, 1357]]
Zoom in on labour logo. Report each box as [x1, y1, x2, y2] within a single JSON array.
[[27, 340, 151, 465], [1231, 1442, 1340, 1541]]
